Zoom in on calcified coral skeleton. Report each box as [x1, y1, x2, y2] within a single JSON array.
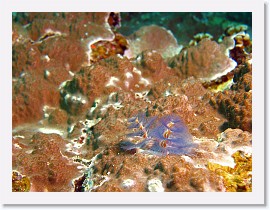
[[120, 112, 196, 155]]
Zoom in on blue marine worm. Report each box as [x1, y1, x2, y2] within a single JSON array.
[[120, 112, 197, 156]]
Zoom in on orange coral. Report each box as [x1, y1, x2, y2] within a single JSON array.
[[12, 170, 31, 192], [207, 150, 252, 192], [90, 33, 128, 62]]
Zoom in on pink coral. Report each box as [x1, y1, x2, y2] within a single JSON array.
[[12, 133, 83, 192], [125, 25, 181, 59], [169, 39, 236, 81]]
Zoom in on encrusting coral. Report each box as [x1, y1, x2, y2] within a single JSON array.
[[168, 39, 236, 81], [208, 150, 252, 192], [12, 170, 31, 192], [12, 12, 252, 192]]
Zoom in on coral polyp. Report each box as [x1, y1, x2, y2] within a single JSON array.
[[120, 112, 196, 156]]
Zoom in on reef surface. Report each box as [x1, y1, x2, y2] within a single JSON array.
[[12, 12, 252, 192]]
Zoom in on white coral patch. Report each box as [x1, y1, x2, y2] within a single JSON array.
[[139, 78, 151, 86], [208, 59, 237, 81], [117, 54, 124, 59], [125, 72, 133, 79], [13, 143, 22, 149], [41, 55, 50, 62], [147, 179, 164, 192], [105, 76, 120, 87], [133, 67, 142, 75], [68, 71, 75, 77], [122, 179, 135, 189], [45, 29, 63, 36], [164, 90, 172, 97], [134, 91, 148, 99], [13, 135, 25, 139], [124, 81, 130, 88], [36, 128, 64, 136]]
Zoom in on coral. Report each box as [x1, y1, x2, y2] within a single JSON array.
[[231, 59, 252, 91], [12, 14, 102, 127], [229, 33, 252, 64], [145, 78, 227, 139], [90, 33, 128, 62], [89, 129, 250, 192], [169, 165, 225, 192], [37, 36, 88, 72], [107, 12, 121, 30], [59, 55, 161, 115], [125, 25, 181, 59], [224, 24, 248, 36], [121, 179, 135, 189], [12, 170, 31, 192], [12, 133, 83, 191], [188, 32, 213, 46], [136, 50, 178, 80], [14, 12, 113, 43], [208, 150, 252, 192], [208, 128, 252, 168], [12, 12, 123, 126], [74, 146, 226, 192], [47, 107, 69, 125], [169, 39, 236, 81], [12, 13, 109, 75], [202, 54, 251, 93], [202, 71, 235, 92], [209, 60, 252, 132], [147, 178, 164, 192], [12, 41, 41, 77], [12, 12, 252, 192], [12, 73, 62, 127], [211, 91, 252, 132], [218, 25, 252, 64]]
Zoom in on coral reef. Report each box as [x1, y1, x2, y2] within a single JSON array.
[[12, 12, 252, 192], [168, 39, 236, 81]]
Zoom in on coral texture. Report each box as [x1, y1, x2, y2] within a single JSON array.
[[209, 60, 252, 132], [12, 12, 252, 192], [169, 39, 236, 81], [125, 25, 181, 59], [12, 170, 31, 192], [12, 133, 83, 191]]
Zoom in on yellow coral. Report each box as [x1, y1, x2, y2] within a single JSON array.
[[207, 150, 252, 192], [12, 170, 31, 192], [207, 78, 234, 93]]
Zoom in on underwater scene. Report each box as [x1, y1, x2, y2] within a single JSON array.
[[12, 12, 252, 192]]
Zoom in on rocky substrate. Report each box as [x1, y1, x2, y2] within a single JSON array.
[[12, 12, 252, 192]]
